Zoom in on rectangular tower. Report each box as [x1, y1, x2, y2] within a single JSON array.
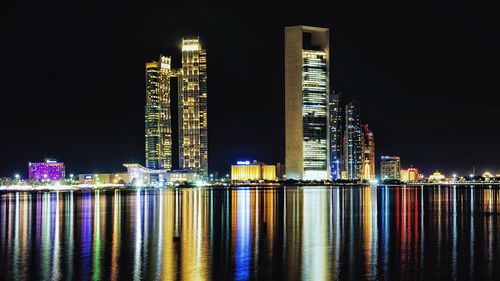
[[285, 26, 330, 180], [344, 100, 362, 179], [329, 92, 342, 179], [178, 38, 208, 176], [145, 55, 173, 170]]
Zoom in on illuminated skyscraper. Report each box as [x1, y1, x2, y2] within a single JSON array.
[[145, 38, 208, 178], [145, 55, 173, 170], [178, 38, 208, 176], [361, 124, 375, 180], [329, 92, 342, 179], [343, 100, 362, 179], [285, 26, 330, 180]]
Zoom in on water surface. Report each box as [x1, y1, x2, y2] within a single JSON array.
[[1, 186, 500, 280]]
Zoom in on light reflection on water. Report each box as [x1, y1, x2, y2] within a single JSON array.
[[1, 186, 500, 280]]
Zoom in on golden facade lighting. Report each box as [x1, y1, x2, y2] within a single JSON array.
[[231, 161, 277, 181], [179, 38, 208, 176]]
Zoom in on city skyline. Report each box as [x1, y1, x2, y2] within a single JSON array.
[[2, 3, 500, 281], [1, 2, 500, 177]]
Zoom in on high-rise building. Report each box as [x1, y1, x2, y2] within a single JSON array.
[[343, 100, 362, 179], [178, 38, 208, 176], [285, 25, 330, 180], [361, 124, 375, 180], [145, 55, 173, 170], [380, 156, 401, 180], [28, 160, 65, 181], [329, 92, 342, 180], [145, 38, 208, 179]]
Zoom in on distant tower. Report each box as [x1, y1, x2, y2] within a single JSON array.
[[329, 92, 342, 180], [178, 38, 208, 176], [343, 100, 362, 179], [145, 55, 173, 170], [361, 124, 375, 180], [380, 156, 401, 180], [285, 25, 330, 180]]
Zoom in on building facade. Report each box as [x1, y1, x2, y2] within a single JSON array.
[[329, 92, 342, 180], [145, 55, 173, 170], [344, 100, 362, 179], [78, 173, 129, 184], [178, 38, 208, 176], [123, 163, 199, 186], [28, 160, 65, 181], [285, 25, 330, 180], [400, 167, 419, 182], [380, 156, 401, 180], [361, 124, 375, 180], [231, 160, 277, 181]]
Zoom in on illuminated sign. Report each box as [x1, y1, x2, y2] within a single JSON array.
[[237, 161, 251, 165]]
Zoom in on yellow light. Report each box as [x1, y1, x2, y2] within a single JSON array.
[[182, 44, 199, 51]]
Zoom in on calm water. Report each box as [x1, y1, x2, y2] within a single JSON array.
[[1, 186, 500, 281]]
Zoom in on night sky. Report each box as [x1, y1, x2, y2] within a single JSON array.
[[1, 1, 499, 177]]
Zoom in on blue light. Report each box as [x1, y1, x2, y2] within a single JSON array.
[[236, 161, 251, 165]]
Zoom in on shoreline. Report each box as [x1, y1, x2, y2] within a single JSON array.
[[1, 182, 500, 193]]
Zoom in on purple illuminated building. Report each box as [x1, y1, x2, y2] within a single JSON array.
[[28, 160, 65, 181]]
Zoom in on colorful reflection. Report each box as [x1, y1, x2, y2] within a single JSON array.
[[1, 186, 500, 280]]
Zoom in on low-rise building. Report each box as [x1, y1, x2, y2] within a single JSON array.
[[231, 160, 277, 181], [482, 172, 494, 179], [78, 173, 128, 184], [28, 160, 65, 181], [123, 163, 199, 186], [400, 167, 419, 182], [428, 170, 445, 183]]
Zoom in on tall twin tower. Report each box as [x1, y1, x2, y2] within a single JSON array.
[[285, 26, 375, 181], [145, 38, 208, 176]]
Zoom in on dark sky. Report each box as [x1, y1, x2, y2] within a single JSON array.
[[1, 1, 499, 177]]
